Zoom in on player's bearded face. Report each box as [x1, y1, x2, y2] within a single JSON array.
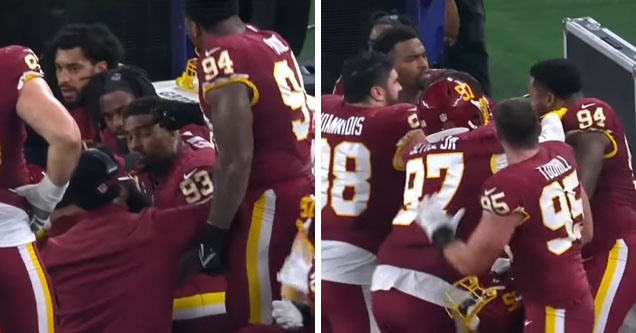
[[384, 69, 402, 105], [124, 114, 179, 173], [393, 39, 429, 92], [55, 47, 107, 103], [100, 91, 135, 139]]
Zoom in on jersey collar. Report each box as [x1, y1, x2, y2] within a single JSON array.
[[426, 127, 469, 143]]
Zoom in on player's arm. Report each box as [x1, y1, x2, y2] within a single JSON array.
[[443, 211, 521, 276], [199, 82, 253, 271], [444, 0, 460, 46], [17, 77, 81, 185], [393, 129, 427, 170], [393, 109, 426, 170], [566, 131, 608, 197], [580, 187, 593, 245], [152, 201, 211, 254]]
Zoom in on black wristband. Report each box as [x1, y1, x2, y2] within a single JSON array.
[[292, 302, 313, 328], [432, 225, 456, 250]]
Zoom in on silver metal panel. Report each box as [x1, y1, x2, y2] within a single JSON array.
[[564, 17, 636, 73]]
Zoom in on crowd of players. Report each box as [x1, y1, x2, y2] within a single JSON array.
[[321, 12, 636, 333], [0, 0, 314, 332]]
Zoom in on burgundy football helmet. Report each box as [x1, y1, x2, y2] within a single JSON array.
[[418, 74, 491, 136]]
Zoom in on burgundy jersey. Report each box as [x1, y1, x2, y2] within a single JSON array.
[[378, 125, 503, 281], [196, 25, 312, 189], [559, 97, 636, 257], [480, 141, 590, 307], [0, 45, 41, 197], [151, 135, 216, 209], [69, 105, 100, 146], [41, 202, 209, 333], [321, 94, 421, 254]]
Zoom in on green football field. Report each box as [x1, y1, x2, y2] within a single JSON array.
[[486, 0, 636, 100]]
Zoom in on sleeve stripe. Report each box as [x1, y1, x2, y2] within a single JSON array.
[[392, 129, 422, 171], [564, 129, 618, 159], [16, 71, 44, 91], [202, 75, 260, 106]]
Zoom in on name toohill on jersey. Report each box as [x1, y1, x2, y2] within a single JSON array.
[[378, 125, 503, 280], [196, 25, 312, 189], [559, 98, 636, 257], [480, 141, 590, 307], [151, 135, 216, 209], [321, 95, 421, 254], [0, 45, 42, 191]]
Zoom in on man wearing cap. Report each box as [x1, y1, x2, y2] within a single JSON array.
[[40, 147, 210, 333]]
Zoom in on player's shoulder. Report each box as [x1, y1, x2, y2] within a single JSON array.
[[560, 97, 617, 133], [540, 140, 574, 155], [0, 45, 34, 60], [204, 25, 289, 59], [0, 45, 42, 79], [180, 140, 215, 167], [321, 94, 344, 111]]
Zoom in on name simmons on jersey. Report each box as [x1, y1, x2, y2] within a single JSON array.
[[321, 114, 365, 136]]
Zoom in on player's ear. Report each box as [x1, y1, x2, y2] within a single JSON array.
[[185, 18, 201, 46], [546, 92, 556, 109], [369, 85, 385, 103], [94, 61, 108, 74]]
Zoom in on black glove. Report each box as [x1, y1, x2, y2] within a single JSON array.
[[199, 224, 228, 273]]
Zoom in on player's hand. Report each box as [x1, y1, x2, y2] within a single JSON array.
[[198, 224, 228, 273], [11, 175, 68, 214], [29, 206, 52, 234], [415, 193, 465, 241], [491, 257, 511, 275], [272, 300, 304, 330]]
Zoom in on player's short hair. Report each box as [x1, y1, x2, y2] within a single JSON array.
[[123, 96, 205, 131], [493, 98, 540, 149], [530, 59, 582, 99], [372, 25, 420, 55], [363, 11, 417, 48], [341, 51, 394, 103], [48, 23, 123, 68], [184, 0, 239, 30]]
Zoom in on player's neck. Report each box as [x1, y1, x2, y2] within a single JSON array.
[[504, 147, 540, 165], [555, 92, 584, 111], [150, 144, 184, 183], [206, 16, 245, 37]]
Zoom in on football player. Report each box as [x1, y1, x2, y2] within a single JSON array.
[[321, 51, 424, 333], [0, 45, 81, 332], [417, 98, 595, 332], [84, 66, 211, 157], [122, 96, 231, 332], [185, 0, 314, 328], [332, 11, 416, 95], [529, 59, 636, 333], [371, 73, 517, 333], [373, 25, 430, 105], [49, 23, 124, 144], [40, 147, 212, 332]]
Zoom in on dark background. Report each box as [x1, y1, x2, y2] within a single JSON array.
[[0, 0, 311, 81], [321, 0, 406, 94]]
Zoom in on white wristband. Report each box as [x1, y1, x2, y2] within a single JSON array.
[[37, 174, 69, 210]]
